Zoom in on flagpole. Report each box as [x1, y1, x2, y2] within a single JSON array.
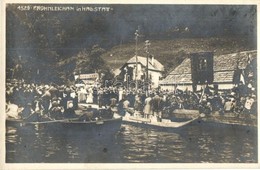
[[134, 29, 139, 91], [145, 40, 151, 92]]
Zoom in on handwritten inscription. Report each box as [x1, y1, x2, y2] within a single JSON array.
[[17, 5, 113, 12]]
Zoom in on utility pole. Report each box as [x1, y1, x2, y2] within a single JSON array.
[[145, 40, 151, 91], [134, 29, 140, 90]]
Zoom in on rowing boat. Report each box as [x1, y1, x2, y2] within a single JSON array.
[[6, 115, 122, 132], [122, 113, 199, 129], [6, 116, 78, 126], [6, 116, 122, 124]]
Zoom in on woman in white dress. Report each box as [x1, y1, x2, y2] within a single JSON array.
[[86, 88, 93, 104], [78, 87, 87, 103], [143, 96, 152, 119]]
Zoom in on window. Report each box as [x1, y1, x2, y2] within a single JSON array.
[[198, 58, 208, 71]]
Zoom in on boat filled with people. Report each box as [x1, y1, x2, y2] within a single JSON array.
[[122, 112, 199, 129], [6, 115, 122, 128], [6, 98, 122, 132]]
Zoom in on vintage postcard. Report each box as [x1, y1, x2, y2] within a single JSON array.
[[1, 0, 259, 169]]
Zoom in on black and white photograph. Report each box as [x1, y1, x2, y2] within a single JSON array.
[[2, 0, 259, 169]]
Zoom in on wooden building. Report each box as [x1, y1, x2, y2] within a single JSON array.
[[159, 50, 257, 91]]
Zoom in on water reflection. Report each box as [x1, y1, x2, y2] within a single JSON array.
[[118, 125, 187, 163], [117, 123, 257, 163], [6, 122, 257, 163]]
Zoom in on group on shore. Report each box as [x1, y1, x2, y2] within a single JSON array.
[[6, 79, 257, 122]]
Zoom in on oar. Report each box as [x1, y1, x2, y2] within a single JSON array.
[[22, 112, 39, 122], [27, 117, 80, 124], [168, 116, 200, 128]]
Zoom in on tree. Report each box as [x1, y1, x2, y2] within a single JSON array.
[[77, 45, 105, 73], [70, 45, 114, 86]]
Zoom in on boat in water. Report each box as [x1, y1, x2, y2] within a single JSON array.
[[171, 108, 257, 127], [6, 108, 123, 134], [122, 112, 199, 129]]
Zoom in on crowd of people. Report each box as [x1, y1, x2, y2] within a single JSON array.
[[6, 79, 257, 122], [6, 82, 78, 120]]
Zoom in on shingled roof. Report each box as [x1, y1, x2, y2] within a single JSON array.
[[123, 56, 164, 72], [160, 50, 257, 85]]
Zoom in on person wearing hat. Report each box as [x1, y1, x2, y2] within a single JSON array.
[[49, 99, 64, 120], [134, 94, 142, 113], [211, 94, 224, 113], [98, 88, 104, 108], [41, 87, 52, 114], [93, 87, 98, 104], [20, 102, 33, 119], [110, 96, 117, 108], [103, 89, 110, 107], [79, 105, 94, 121], [31, 96, 43, 114], [151, 93, 164, 122], [63, 101, 78, 119], [61, 87, 75, 109], [204, 102, 212, 115], [122, 98, 130, 111], [127, 91, 135, 108], [224, 97, 235, 113]]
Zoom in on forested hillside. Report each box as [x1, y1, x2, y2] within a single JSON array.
[[101, 37, 256, 76]]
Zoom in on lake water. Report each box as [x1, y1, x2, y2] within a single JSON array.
[[6, 121, 257, 163]]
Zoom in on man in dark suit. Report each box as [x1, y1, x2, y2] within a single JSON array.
[[151, 93, 164, 122]]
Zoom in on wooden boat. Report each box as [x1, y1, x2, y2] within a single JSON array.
[[122, 113, 199, 129], [6, 114, 122, 133], [6, 116, 122, 125], [59, 117, 122, 134]]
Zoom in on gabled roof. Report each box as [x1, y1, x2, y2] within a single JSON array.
[[214, 50, 256, 71], [123, 56, 164, 72], [160, 50, 256, 85], [169, 58, 191, 75]]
